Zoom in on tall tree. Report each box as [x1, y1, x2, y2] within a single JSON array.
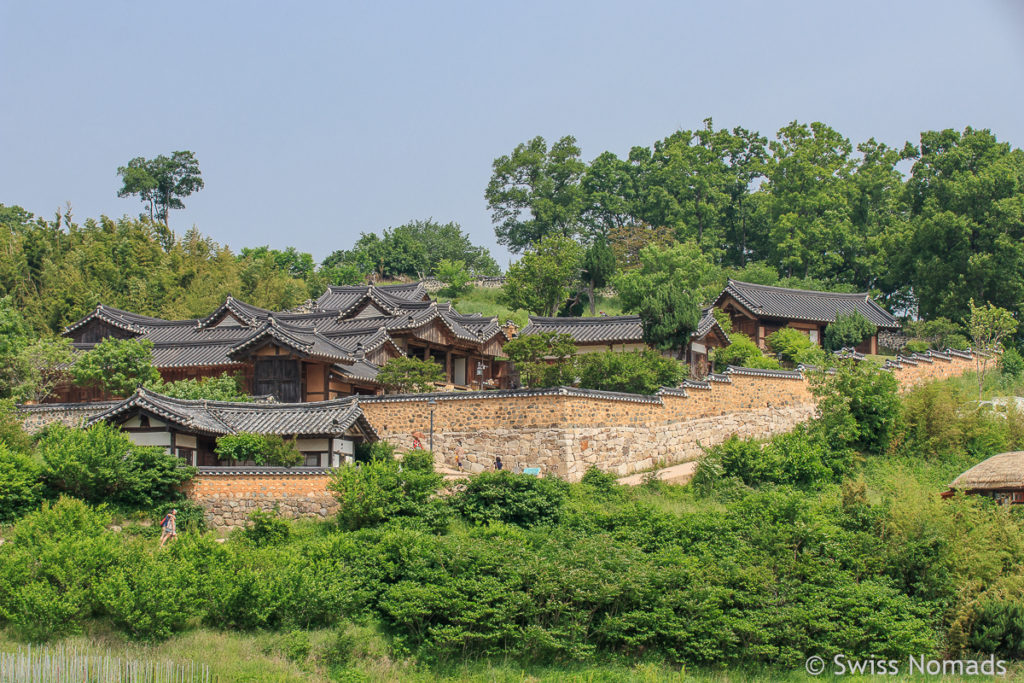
[[614, 241, 722, 314], [764, 121, 856, 280], [117, 151, 204, 227], [899, 127, 1024, 322], [486, 136, 587, 252], [637, 280, 701, 359], [502, 235, 583, 316], [581, 237, 616, 316]]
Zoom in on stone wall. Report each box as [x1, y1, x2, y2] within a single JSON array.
[[359, 352, 976, 481], [180, 469, 337, 531], [17, 350, 978, 529], [17, 401, 119, 433]]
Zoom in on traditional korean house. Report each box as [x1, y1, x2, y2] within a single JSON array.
[[87, 387, 377, 467], [56, 283, 510, 402], [517, 309, 729, 378], [942, 451, 1024, 504], [713, 279, 899, 354]]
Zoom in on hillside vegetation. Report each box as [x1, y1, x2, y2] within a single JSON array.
[[3, 365, 1024, 680]]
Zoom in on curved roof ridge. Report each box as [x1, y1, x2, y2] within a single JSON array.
[[726, 279, 871, 298]]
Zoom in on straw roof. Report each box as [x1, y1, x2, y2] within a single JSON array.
[[950, 451, 1024, 491]]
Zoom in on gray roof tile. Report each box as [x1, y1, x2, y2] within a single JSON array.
[[715, 280, 899, 329]]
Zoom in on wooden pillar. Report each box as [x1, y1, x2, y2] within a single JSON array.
[[445, 350, 452, 383]]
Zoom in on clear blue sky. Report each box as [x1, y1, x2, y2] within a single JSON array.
[[3, 1, 1023, 269]]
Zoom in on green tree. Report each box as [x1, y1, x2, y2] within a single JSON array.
[[215, 433, 302, 467], [8, 337, 76, 404], [899, 127, 1024, 322], [0, 444, 44, 523], [809, 361, 901, 455], [328, 454, 441, 530], [502, 235, 583, 316], [503, 332, 577, 388], [376, 356, 445, 394], [576, 350, 683, 394], [766, 327, 813, 363], [38, 423, 194, 509], [637, 280, 701, 358], [965, 299, 1019, 397], [714, 333, 781, 371], [117, 151, 204, 227], [72, 337, 161, 397], [146, 372, 248, 401], [0, 296, 33, 398], [764, 121, 856, 280], [581, 237, 616, 315], [614, 241, 721, 314], [486, 135, 587, 251], [824, 311, 878, 352], [434, 259, 472, 298]]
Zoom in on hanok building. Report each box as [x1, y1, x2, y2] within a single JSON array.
[[87, 387, 378, 467], [57, 283, 511, 403], [943, 451, 1024, 505], [517, 309, 729, 378], [713, 279, 899, 354]]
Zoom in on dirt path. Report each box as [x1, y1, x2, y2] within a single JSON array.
[[616, 460, 699, 486]]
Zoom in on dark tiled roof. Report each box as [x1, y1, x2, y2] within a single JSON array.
[[62, 284, 502, 378], [724, 365, 805, 379], [314, 283, 429, 314], [520, 316, 644, 344], [715, 280, 899, 329], [88, 388, 377, 438]]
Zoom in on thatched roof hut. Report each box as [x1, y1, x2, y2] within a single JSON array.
[[945, 451, 1024, 504]]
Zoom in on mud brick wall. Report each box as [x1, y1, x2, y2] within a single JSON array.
[[180, 472, 337, 531]]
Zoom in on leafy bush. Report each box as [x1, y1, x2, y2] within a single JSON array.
[[328, 456, 442, 531], [0, 443, 44, 523], [1001, 346, 1024, 379], [504, 331, 577, 388], [244, 508, 292, 547], [765, 326, 813, 363], [215, 433, 302, 467], [810, 361, 901, 455], [146, 372, 248, 401], [695, 427, 845, 490], [904, 340, 931, 354], [903, 317, 967, 350], [453, 471, 569, 527], [0, 498, 118, 640], [354, 440, 396, 464], [713, 333, 780, 370], [37, 423, 195, 510], [0, 398, 32, 452], [96, 542, 200, 640], [824, 310, 877, 351], [376, 356, 445, 394], [71, 337, 161, 396], [576, 350, 684, 394], [580, 466, 620, 494]]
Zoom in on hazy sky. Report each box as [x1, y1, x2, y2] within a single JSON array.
[[3, 1, 1023, 268]]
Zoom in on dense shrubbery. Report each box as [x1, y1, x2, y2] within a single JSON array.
[[576, 350, 683, 394], [713, 332, 781, 370], [823, 310, 877, 351], [2, 365, 1024, 672], [215, 433, 303, 467], [37, 423, 195, 509]]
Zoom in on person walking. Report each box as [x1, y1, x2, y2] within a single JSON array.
[[495, 456, 503, 471], [159, 508, 178, 547]]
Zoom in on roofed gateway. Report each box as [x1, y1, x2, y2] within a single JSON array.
[[714, 279, 899, 354], [56, 283, 511, 402]]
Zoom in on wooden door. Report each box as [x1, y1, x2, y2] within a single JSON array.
[[254, 357, 301, 402]]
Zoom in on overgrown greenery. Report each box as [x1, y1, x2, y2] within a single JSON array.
[[3, 366, 1024, 674], [823, 310, 877, 351], [576, 350, 684, 394], [713, 332, 781, 371], [376, 356, 445, 394], [215, 433, 304, 467]]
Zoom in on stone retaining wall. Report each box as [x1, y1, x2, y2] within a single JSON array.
[[18, 351, 979, 528]]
